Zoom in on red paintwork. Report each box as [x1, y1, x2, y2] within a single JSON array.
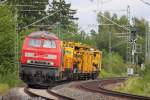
[[21, 31, 62, 67]]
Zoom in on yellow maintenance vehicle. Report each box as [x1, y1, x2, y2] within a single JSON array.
[[62, 41, 102, 79]]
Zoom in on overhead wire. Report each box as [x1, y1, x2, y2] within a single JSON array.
[[21, 10, 60, 30], [139, 0, 150, 6], [98, 13, 130, 31]]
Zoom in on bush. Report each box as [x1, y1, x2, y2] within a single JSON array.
[[0, 6, 20, 87], [100, 52, 127, 77]]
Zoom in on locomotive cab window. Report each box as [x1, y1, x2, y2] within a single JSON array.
[[43, 39, 56, 48], [29, 38, 41, 47]]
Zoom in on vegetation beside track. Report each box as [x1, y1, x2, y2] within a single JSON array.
[[0, 84, 9, 95], [100, 52, 127, 78], [100, 52, 150, 96], [115, 66, 150, 96], [0, 6, 21, 94]]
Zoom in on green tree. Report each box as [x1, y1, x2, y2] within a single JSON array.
[[96, 11, 148, 64], [97, 12, 127, 55], [132, 17, 148, 37], [90, 29, 96, 36], [7, 0, 48, 29], [97, 12, 111, 33], [0, 6, 19, 86], [102, 52, 127, 76], [48, 0, 78, 29]]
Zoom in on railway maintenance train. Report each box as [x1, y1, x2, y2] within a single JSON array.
[[20, 31, 102, 86]]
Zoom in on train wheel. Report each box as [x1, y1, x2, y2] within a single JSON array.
[[73, 74, 77, 80], [83, 75, 86, 80], [28, 84, 35, 88], [87, 74, 90, 80], [92, 73, 95, 80]]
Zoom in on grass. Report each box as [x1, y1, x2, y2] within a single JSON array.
[[0, 72, 23, 96], [0, 71, 22, 87], [115, 77, 150, 96], [114, 64, 150, 97], [100, 69, 150, 96], [0, 83, 9, 95], [99, 61, 150, 96], [99, 53, 150, 96], [100, 69, 127, 78]]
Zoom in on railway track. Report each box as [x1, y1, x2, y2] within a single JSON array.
[[23, 77, 150, 100], [24, 87, 74, 100], [79, 77, 150, 100]]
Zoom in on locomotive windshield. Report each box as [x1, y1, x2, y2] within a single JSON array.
[[43, 39, 56, 48], [28, 38, 56, 48], [29, 38, 41, 47]]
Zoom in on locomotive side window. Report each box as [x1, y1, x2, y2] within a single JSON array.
[[43, 39, 56, 48], [29, 38, 41, 47]]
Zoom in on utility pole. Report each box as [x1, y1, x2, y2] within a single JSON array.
[[109, 27, 112, 72], [126, 5, 131, 64], [56, 22, 61, 38], [145, 25, 148, 63], [145, 25, 150, 63], [14, 6, 19, 76], [109, 27, 112, 54], [148, 27, 150, 63]]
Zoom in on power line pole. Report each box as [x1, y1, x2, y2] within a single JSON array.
[[109, 26, 112, 54], [148, 27, 150, 63], [145, 25, 148, 63], [126, 5, 131, 64], [145, 25, 150, 63], [14, 6, 19, 75]]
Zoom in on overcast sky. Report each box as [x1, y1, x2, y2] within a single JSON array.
[[65, 0, 150, 32]]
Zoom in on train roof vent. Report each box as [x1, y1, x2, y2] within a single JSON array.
[[28, 31, 59, 40]]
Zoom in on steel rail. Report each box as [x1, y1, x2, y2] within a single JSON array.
[[47, 89, 74, 100], [24, 87, 50, 99], [24, 85, 74, 100], [80, 77, 150, 100]]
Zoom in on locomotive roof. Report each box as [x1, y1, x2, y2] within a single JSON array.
[[28, 31, 59, 40]]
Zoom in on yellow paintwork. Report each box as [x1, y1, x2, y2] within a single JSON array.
[[63, 47, 74, 69], [62, 41, 102, 74]]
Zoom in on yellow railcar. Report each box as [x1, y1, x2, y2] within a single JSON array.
[[62, 41, 102, 79]]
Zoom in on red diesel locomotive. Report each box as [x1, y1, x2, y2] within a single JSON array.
[[20, 31, 62, 86]]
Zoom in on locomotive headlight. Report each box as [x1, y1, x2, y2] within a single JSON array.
[[50, 62, 54, 66], [47, 54, 57, 59], [25, 52, 34, 57], [27, 60, 31, 64]]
